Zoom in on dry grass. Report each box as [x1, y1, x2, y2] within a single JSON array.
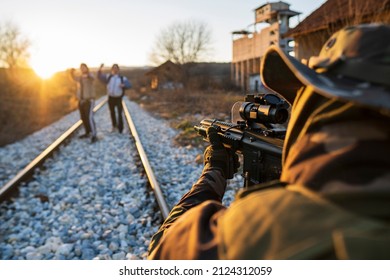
[[127, 88, 243, 147]]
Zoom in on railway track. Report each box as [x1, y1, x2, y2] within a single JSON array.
[[122, 102, 170, 219], [0, 98, 179, 260], [0, 98, 241, 260], [0, 98, 169, 219], [0, 100, 107, 201]]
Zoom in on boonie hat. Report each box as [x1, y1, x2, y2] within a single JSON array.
[[261, 24, 390, 115]]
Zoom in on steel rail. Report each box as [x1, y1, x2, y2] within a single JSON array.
[[122, 100, 170, 219], [0, 98, 107, 201]]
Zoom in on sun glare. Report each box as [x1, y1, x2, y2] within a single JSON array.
[[32, 63, 58, 79], [30, 52, 68, 80]]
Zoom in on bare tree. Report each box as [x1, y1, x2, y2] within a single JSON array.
[[0, 21, 31, 68], [150, 20, 213, 65]]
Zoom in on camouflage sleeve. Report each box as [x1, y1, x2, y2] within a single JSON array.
[[147, 167, 226, 258]]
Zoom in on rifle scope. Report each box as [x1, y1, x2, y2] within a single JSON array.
[[239, 101, 288, 124]]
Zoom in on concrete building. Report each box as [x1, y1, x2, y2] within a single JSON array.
[[231, 1, 300, 91]]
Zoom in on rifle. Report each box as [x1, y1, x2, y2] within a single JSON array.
[[194, 93, 289, 187]]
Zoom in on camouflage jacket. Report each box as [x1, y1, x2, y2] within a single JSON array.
[[147, 170, 390, 259]]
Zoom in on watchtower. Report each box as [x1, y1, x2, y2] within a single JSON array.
[[232, 1, 300, 91]]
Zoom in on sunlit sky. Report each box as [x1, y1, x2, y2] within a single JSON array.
[[1, 0, 325, 77]]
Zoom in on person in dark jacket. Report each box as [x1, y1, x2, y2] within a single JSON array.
[[70, 63, 97, 143], [98, 63, 131, 133], [148, 24, 390, 260]]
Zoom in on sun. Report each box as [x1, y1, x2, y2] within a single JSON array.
[[32, 63, 58, 79], [30, 53, 65, 79]]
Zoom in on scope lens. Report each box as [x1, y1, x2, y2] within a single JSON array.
[[239, 102, 288, 124], [272, 108, 288, 124]]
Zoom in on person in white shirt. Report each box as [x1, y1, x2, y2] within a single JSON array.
[[98, 63, 131, 133]]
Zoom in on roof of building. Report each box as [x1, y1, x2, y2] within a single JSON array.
[[145, 60, 181, 76], [285, 0, 390, 37], [254, 1, 291, 11]]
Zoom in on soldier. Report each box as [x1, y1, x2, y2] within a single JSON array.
[[148, 24, 390, 259]]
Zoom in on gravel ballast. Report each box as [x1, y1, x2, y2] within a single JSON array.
[[0, 98, 243, 260]]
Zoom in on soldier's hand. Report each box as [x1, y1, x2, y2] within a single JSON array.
[[204, 126, 240, 179]]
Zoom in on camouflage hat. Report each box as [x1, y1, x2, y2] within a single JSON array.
[[261, 24, 390, 115]]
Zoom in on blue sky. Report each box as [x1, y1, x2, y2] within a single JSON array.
[[1, 0, 325, 77]]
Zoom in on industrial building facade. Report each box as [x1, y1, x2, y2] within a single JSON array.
[[231, 1, 299, 91]]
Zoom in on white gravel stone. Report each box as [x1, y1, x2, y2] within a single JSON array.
[[0, 97, 242, 260]]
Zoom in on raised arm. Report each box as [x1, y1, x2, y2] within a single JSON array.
[[97, 63, 108, 84], [69, 68, 80, 82]]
